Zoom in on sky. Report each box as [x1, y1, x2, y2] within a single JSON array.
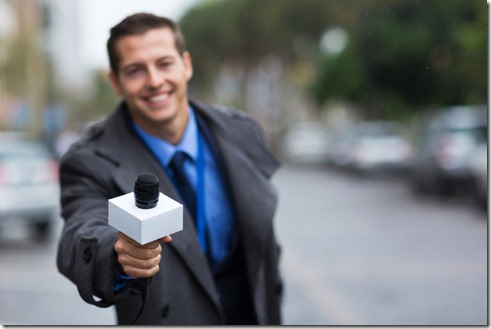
[[79, 0, 201, 70]]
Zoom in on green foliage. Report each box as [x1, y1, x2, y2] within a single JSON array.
[[312, 44, 367, 102], [313, 0, 487, 117], [180, 0, 345, 92], [180, 0, 486, 119]]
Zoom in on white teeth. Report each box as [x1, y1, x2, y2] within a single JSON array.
[[148, 93, 169, 102]]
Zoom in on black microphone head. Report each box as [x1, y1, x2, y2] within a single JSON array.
[[134, 173, 160, 209]]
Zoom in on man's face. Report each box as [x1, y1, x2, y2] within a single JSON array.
[[108, 27, 193, 131]]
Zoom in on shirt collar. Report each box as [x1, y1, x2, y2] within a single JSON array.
[[131, 106, 198, 167]]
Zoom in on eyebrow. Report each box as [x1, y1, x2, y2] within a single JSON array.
[[121, 63, 144, 74]]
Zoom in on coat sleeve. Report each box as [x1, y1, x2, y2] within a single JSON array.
[[56, 145, 140, 307]]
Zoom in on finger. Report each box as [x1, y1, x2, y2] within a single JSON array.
[[121, 263, 160, 279], [118, 232, 139, 246], [126, 243, 162, 260], [140, 239, 162, 249], [118, 252, 161, 271], [117, 232, 161, 250], [115, 237, 162, 260], [162, 235, 173, 243]]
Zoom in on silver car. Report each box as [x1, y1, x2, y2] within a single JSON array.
[[0, 132, 59, 242], [410, 105, 487, 195], [329, 121, 412, 174], [282, 122, 331, 165]]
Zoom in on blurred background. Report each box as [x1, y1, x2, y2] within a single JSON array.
[[0, 0, 487, 325]]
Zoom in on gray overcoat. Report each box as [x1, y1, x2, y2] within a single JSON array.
[[56, 100, 283, 325]]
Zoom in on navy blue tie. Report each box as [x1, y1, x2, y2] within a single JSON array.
[[169, 151, 197, 222]]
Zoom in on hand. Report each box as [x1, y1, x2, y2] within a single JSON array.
[[114, 232, 173, 279]]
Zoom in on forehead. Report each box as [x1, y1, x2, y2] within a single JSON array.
[[115, 27, 178, 65]]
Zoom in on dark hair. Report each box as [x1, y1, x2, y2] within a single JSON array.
[[107, 13, 187, 75]]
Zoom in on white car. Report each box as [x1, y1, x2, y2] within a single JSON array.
[[282, 122, 331, 164], [410, 105, 487, 195], [0, 132, 59, 242], [330, 121, 412, 173]]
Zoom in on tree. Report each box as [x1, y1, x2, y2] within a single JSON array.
[[179, 0, 486, 121], [180, 0, 357, 94], [312, 0, 487, 119]]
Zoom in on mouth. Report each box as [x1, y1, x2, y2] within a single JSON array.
[[144, 91, 172, 106]]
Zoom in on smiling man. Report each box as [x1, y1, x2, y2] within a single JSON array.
[[108, 25, 193, 144], [56, 13, 283, 325]]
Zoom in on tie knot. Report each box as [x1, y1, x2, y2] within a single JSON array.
[[169, 151, 189, 171]]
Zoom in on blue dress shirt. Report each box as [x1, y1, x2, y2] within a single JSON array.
[[115, 106, 237, 291], [132, 106, 236, 269]]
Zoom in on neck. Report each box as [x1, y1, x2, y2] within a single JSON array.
[[156, 112, 188, 145]]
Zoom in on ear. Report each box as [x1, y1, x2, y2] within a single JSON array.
[[182, 51, 193, 81], [108, 70, 123, 96]]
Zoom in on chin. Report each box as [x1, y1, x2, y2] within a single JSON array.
[[144, 104, 173, 117]]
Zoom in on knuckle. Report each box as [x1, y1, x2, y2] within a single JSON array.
[[145, 248, 158, 259], [122, 265, 133, 276], [114, 241, 123, 253], [143, 259, 157, 270], [145, 268, 153, 277], [141, 249, 152, 259], [117, 254, 128, 266], [152, 255, 161, 268], [150, 265, 160, 276]]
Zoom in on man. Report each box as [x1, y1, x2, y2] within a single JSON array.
[[56, 13, 283, 325]]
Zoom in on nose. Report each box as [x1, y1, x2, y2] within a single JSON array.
[[146, 66, 164, 89]]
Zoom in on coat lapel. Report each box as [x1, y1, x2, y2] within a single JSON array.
[[193, 101, 280, 293]]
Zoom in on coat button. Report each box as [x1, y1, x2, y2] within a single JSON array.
[[161, 304, 170, 318], [83, 247, 92, 263]]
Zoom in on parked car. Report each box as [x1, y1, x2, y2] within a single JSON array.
[[282, 122, 331, 164], [0, 132, 59, 241], [410, 105, 487, 195], [467, 141, 487, 210], [328, 121, 412, 174]]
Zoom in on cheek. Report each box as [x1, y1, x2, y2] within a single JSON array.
[[119, 80, 142, 96]]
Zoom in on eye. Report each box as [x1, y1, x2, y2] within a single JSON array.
[[123, 66, 144, 77], [127, 68, 142, 75], [159, 61, 174, 69]]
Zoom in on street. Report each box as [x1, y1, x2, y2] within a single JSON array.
[[275, 165, 487, 325], [0, 164, 487, 325]]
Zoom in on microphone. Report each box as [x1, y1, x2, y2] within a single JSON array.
[[108, 173, 183, 245], [134, 173, 160, 209], [108, 173, 183, 324]]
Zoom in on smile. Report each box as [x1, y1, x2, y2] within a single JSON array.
[[145, 92, 172, 105]]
